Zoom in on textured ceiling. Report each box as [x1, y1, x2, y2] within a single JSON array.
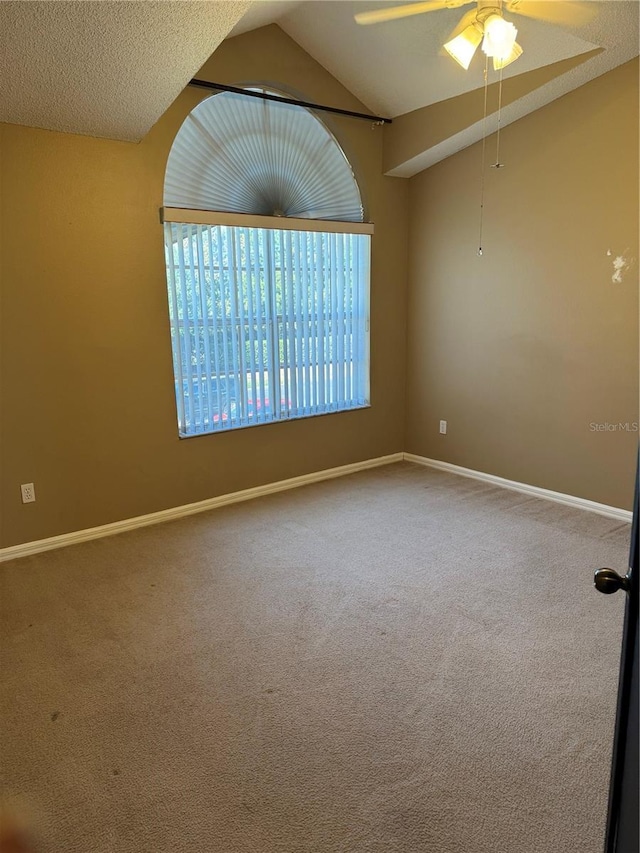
[[0, 1, 249, 141], [0, 0, 638, 173]]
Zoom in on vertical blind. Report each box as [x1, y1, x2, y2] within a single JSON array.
[[164, 217, 371, 436]]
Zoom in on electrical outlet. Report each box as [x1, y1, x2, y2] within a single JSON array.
[[21, 483, 36, 504], [439, 420, 447, 435]]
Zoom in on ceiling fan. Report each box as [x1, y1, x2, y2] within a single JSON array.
[[354, 0, 596, 70]]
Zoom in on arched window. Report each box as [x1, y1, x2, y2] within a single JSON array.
[[162, 88, 372, 437]]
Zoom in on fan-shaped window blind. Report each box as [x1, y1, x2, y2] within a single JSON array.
[[164, 89, 364, 221]]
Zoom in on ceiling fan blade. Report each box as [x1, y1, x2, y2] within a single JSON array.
[[505, 0, 597, 27], [354, 1, 465, 26]]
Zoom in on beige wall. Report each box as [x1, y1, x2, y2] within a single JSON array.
[[405, 59, 639, 510], [0, 25, 409, 548]]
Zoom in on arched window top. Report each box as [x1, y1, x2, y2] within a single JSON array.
[[164, 88, 364, 222]]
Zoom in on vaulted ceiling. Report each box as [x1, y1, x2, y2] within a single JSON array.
[[1, 1, 638, 176]]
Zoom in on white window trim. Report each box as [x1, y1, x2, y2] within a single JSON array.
[[161, 207, 374, 236]]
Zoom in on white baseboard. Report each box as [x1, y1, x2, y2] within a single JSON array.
[[0, 453, 404, 563], [2, 450, 630, 562], [403, 453, 633, 523]]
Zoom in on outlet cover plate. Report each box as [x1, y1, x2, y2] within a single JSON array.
[[21, 483, 36, 503]]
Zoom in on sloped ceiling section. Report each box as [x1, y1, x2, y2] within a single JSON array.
[[0, 0, 250, 141], [276, 0, 639, 176]]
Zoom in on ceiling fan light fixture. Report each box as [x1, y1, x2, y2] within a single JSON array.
[[493, 40, 523, 70], [444, 23, 483, 70], [482, 14, 518, 60]]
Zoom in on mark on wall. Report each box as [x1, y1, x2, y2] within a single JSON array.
[[606, 248, 635, 283]]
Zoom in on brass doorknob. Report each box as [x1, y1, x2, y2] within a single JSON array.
[[594, 568, 631, 595]]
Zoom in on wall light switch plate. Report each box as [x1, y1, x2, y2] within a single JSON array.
[[439, 420, 447, 435]]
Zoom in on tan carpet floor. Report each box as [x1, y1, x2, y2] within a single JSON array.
[[0, 462, 630, 853]]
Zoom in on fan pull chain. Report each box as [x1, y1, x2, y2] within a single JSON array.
[[491, 65, 505, 169], [478, 56, 489, 257]]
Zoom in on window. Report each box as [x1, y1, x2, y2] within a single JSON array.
[[163, 90, 372, 437], [163, 212, 370, 436]]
